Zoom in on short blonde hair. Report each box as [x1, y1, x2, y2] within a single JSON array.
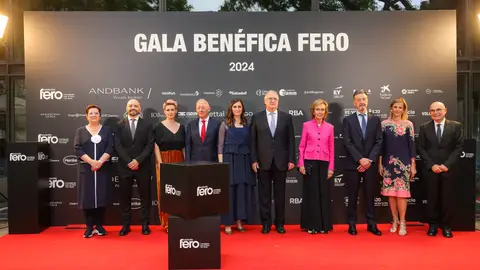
[[389, 97, 408, 120], [310, 99, 329, 120], [163, 99, 178, 110]]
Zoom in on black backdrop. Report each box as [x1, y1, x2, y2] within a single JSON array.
[[23, 11, 470, 228]]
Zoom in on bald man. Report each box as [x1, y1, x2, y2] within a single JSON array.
[[114, 99, 154, 236], [185, 99, 221, 162], [417, 101, 463, 238]]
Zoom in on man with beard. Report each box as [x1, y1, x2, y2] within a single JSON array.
[[115, 99, 154, 236]]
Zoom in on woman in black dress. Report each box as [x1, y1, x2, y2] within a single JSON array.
[[154, 99, 185, 233], [74, 104, 114, 238]]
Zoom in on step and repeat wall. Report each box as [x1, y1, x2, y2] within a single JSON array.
[[24, 11, 466, 226]]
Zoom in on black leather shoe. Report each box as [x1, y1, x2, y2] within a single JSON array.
[[427, 227, 438, 236], [276, 224, 286, 234], [442, 228, 453, 238], [319, 230, 328, 234], [348, 224, 357, 235], [261, 225, 271, 234], [367, 225, 382, 236], [119, 226, 131, 236], [142, 224, 151, 235], [95, 225, 108, 236]]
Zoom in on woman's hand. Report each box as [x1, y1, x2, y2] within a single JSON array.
[[378, 165, 383, 176], [327, 170, 334, 179], [299, 166, 306, 175], [410, 166, 417, 179]]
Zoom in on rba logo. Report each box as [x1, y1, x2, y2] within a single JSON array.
[[289, 110, 303, 116], [38, 134, 69, 144], [279, 89, 297, 96], [40, 88, 63, 100], [165, 184, 181, 196], [289, 198, 302, 204], [9, 153, 35, 162], [63, 155, 78, 166], [179, 239, 210, 249], [197, 186, 221, 196], [49, 178, 65, 188]]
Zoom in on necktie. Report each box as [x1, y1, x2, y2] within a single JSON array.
[[436, 124, 442, 143], [361, 114, 367, 138], [130, 119, 136, 140], [201, 119, 206, 143], [269, 112, 276, 137]]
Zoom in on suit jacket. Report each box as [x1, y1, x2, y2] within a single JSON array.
[[250, 110, 295, 171], [114, 117, 154, 176], [185, 117, 220, 162], [342, 112, 383, 170], [297, 119, 334, 171], [417, 119, 464, 170]]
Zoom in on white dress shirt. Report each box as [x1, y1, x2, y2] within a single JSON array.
[[199, 116, 210, 135], [128, 115, 139, 130], [266, 109, 278, 128], [356, 110, 368, 127], [434, 118, 446, 137]]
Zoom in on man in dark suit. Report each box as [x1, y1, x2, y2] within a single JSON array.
[[417, 101, 463, 238], [185, 99, 220, 162], [114, 99, 154, 236], [250, 90, 295, 234], [342, 89, 383, 236]]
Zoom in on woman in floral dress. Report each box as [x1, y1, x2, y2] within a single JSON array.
[[379, 98, 416, 236]]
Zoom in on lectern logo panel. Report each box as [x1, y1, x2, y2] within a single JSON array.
[[165, 184, 182, 196]]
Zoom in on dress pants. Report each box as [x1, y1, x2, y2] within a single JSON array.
[[258, 160, 286, 226], [120, 171, 151, 226], [423, 169, 455, 229], [345, 166, 379, 226], [83, 207, 105, 228]]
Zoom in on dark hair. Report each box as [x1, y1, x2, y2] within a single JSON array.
[[85, 104, 101, 115], [353, 89, 368, 99], [226, 99, 248, 127]]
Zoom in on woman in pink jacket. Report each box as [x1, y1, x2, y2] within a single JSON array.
[[297, 99, 335, 234]]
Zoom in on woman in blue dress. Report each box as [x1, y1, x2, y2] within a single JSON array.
[[379, 98, 416, 236], [74, 104, 114, 238], [217, 99, 256, 235]]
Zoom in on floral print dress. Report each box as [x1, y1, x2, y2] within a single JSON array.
[[380, 119, 416, 198]]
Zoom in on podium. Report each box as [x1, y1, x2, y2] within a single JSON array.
[[7, 142, 51, 234], [161, 162, 229, 269]]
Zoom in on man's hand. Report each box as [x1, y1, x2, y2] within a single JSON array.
[[439, 164, 449, 172], [128, 159, 139, 170], [252, 162, 259, 173], [359, 158, 372, 169], [288, 163, 295, 171], [431, 164, 442, 174], [357, 165, 366, 172]]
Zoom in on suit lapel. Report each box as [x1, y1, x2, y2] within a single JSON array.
[[351, 113, 363, 139], [273, 112, 281, 138], [205, 119, 215, 143], [262, 111, 273, 139], [364, 114, 375, 141], [440, 119, 451, 147], [427, 121, 439, 147], [123, 119, 134, 143], [192, 119, 200, 144]]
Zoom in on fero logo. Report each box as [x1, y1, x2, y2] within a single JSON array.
[[38, 134, 59, 144], [165, 184, 181, 196], [63, 155, 78, 166], [40, 88, 63, 100], [49, 178, 65, 188], [196, 186, 221, 196], [9, 153, 35, 162]]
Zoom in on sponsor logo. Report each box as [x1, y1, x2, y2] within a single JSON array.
[[374, 197, 388, 207], [380, 85, 392, 100], [161, 91, 176, 96], [426, 88, 443, 94], [150, 112, 165, 118], [244, 111, 253, 117], [407, 198, 417, 205], [401, 88, 418, 95], [9, 153, 35, 162], [40, 88, 75, 100], [353, 88, 371, 95], [422, 111, 430, 116], [177, 111, 197, 118], [38, 134, 69, 144], [304, 90, 324, 95], [289, 110, 304, 116], [197, 186, 221, 196], [461, 151, 474, 158], [333, 86, 344, 99], [179, 91, 200, 97], [165, 184, 182, 196], [63, 155, 78, 166], [88, 87, 152, 100], [256, 89, 268, 96], [279, 89, 297, 96], [289, 198, 302, 204], [38, 152, 48, 161], [209, 111, 225, 118], [48, 177, 76, 189], [407, 110, 415, 116], [179, 239, 210, 249], [131, 198, 141, 210], [40, 112, 60, 119], [334, 174, 344, 187], [49, 201, 63, 207], [286, 177, 298, 184], [344, 108, 357, 116], [229, 91, 248, 96]]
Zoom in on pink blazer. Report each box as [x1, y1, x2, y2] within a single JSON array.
[[297, 119, 334, 171]]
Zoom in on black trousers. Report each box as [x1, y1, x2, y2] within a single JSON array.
[[258, 160, 286, 226], [119, 172, 151, 226], [345, 166, 379, 226], [300, 160, 332, 231], [83, 207, 105, 228], [423, 169, 455, 228]]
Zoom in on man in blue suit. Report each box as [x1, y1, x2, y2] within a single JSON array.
[[342, 89, 383, 236], [185, 99, 220, 162]]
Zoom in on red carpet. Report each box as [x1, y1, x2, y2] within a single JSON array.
[[0, 224, 477, 269]]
